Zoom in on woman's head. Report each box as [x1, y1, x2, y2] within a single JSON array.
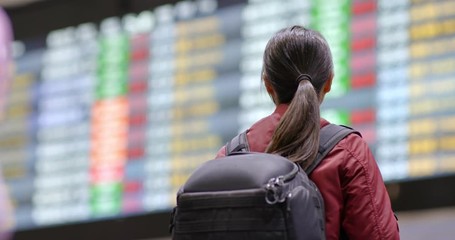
[[262, 25, 333, 103], [264, 26, 333, 169]]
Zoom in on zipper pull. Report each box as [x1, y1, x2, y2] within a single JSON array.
[[265, 176, 285, 205]]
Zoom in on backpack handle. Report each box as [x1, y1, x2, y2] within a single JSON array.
[[225, 130, 249, 155]]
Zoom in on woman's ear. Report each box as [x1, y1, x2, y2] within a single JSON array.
[[322, 74, 333, 94], [319, 74, 333, 103]]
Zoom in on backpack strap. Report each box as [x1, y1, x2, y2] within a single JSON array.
[[225, 124, 360, 173], [225, 130, 250, 155], [305, 124, 361, 175]]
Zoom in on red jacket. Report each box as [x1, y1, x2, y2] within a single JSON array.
[[216, 104, 400, 240]]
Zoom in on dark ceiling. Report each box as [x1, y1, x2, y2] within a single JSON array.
[[5, 0, 245, 40], [5, 0, 182, 40]]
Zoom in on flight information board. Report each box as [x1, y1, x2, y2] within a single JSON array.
[[1, 0, 455, 230]]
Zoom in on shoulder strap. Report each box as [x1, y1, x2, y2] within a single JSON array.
[[225, 130, 250, 155], [225, 124, 360, 173], [305, 124, 361, 175]]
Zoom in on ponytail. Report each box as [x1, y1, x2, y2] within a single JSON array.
[[265, 77, 320, 170], [262, 25, 333, 170]]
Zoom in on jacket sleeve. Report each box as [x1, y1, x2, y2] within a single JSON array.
[[341, 135, 400, 240]]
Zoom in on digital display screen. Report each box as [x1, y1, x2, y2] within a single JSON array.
[[1, 0, 455, 231]]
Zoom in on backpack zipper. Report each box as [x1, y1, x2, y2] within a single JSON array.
[[265, 163, 299, 204]]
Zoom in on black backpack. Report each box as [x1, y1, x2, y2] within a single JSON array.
[[170, 124, 359, 240]]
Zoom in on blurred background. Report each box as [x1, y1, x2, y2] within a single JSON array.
[[0, 0, 455, 239]]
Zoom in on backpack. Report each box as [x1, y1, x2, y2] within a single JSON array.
[[170, 124, 359, 240]]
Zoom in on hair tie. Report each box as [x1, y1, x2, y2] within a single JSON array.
[[296, 74, 312, 83]]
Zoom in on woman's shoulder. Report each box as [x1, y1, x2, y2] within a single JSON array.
[[329, 129, 385, 186], [336, 131, 373, 162], [316, 126, 376, 176]]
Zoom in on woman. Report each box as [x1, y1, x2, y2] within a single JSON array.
[[216, 26, 399, 240]]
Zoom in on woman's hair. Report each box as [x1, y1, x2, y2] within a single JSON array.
[[264, 25, 333, 170]]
